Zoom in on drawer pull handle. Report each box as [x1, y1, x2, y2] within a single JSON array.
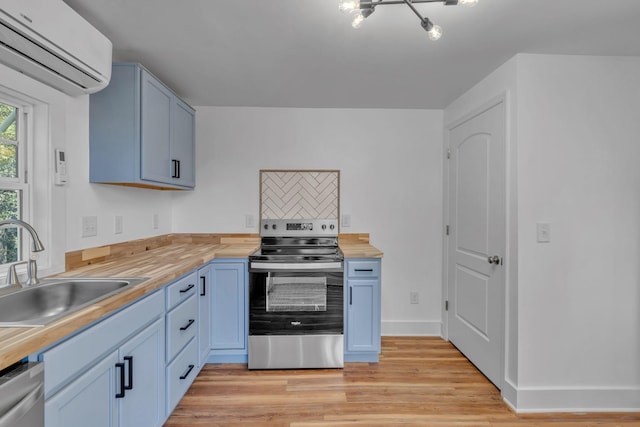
[[179, 284, 195, 294], [180, 319, 195, 331], [180, 364, 195, 380], [115, 362, 126, 398], [354, 269, 374, 272]]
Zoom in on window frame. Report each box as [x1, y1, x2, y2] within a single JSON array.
[[0, 94, 32, 267]]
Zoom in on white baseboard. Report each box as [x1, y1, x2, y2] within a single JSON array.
[[503, 384, 640, 413], [381, 320, 442, 336]]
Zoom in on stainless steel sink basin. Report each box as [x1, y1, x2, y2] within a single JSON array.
[[0, 277, 148, 327]]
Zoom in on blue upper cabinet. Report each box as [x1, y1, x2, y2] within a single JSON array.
[[89, 63, 196, 190]]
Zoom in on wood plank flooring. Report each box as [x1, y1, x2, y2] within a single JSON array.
[[165, 337, 640, 426]]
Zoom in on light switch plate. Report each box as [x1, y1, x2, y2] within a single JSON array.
[[245, 214, 255, 228], [341, 214, 351, 228], [537, 222, 551, 243], [81, 216, 97, 237], [114, 215, 123, 234]]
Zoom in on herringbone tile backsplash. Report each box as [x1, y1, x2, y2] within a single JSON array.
[[261, 170, 339, 220]]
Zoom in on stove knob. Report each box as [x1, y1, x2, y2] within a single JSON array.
[[329, 224, 335, 230], [264, 223, 269, 230], [272, 224, 277, 230], [321, 224, 327, 230]]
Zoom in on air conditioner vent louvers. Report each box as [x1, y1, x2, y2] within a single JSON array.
[[0, 0, 111, 96], [0, 21, 101, 89]]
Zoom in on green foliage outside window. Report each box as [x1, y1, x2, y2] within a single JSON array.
[[0, 102, 19, 264]]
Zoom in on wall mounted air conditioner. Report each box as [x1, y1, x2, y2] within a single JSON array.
[[0, 0, 112, 96]]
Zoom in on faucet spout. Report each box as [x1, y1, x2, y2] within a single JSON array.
[[0, 219, 45, 252]]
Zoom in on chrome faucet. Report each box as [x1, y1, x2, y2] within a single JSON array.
[[0, 219, 45, 287]]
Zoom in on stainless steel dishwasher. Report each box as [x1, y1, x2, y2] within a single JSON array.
[[0, 362, 44, 427]]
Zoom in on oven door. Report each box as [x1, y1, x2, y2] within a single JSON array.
[[249, 269, 343, 336]]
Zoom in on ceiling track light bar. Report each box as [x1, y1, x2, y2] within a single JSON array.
[[339, 0, 477, 39]]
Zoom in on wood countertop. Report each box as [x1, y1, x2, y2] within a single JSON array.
[[0, 233, 382, 371]]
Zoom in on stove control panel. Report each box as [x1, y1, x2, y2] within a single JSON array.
[[260, 219, 339, 237]]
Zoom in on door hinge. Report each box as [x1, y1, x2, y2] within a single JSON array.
[[446, 149, 450, 159], [445, 300, 449, 311], [445, 225, 450, 236]]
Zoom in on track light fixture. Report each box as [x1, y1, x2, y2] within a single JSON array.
[[338, 0, 478, 39]]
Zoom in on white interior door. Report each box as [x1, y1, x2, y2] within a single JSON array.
[[446, 99, 506, 389]]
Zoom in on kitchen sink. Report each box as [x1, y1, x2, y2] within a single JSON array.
[[0, 277, 148, 327]]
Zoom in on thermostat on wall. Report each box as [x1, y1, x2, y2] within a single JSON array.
[[54, 149, 68, 186]]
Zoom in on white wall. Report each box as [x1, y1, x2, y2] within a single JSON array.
[[515, 54, 640, 410], [64, 96, 173, 251], [172, 107, 444, 335], [445, 54, 640, 411]]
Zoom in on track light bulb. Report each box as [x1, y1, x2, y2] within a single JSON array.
[[459, 0, 479, 6], [352, 11, 365, 28], [427, 24, 442, 40], [339, 0, 360, 13]]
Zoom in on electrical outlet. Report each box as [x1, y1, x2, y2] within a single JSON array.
[[341, 214, 351, 228], [410, 291, 419, 304], [245, 214, 255, 228], [152, 213, 159, 230], [114, 215, 123, 234], [81, 216, 97, 237]]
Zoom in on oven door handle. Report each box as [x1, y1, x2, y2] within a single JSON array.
[[250, 262, 343, 271]]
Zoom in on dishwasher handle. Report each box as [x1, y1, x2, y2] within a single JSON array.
[[0, 383, 44, 427]]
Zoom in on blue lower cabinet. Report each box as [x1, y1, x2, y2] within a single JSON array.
[[344, 259, 382, 362], [209, 259, 248, 363], [42, 291, 166, 427]]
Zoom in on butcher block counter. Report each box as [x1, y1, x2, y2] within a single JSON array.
[[0, 232, 382, 371]]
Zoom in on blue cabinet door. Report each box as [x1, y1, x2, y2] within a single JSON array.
[[346, 279, 380, 353], [119, 318, 165, 427], [140, 70, 172, 184], [210, 260, 247, 359], [45, 350, 119, 427], [197, 264, 212, 366], [172, 98, 196, 188]]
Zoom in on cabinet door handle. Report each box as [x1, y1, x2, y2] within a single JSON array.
[[200, 276, 206, 296], [115, 362, 126, 398], [349, 286, 353, 305], [124, 356, 133, 391], [180, 319, 195, 331], [354, 269, 373, 272], [172, 159, 180, 178], [180, 284, 195, 294], [180, 364, 195, 380]]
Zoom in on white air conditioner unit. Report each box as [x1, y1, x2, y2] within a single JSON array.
[[0, 0, 112, 96]]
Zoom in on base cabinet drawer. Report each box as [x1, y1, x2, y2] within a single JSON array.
[[166, 338, 198, 416], [166, 294, 198, 362]]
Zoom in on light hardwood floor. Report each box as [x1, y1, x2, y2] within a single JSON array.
[[165, 337, 640, 426]]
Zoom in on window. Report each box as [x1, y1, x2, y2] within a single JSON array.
[[0, 99, 29, 265]]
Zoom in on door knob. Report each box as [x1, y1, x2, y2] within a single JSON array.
[[488, 255, 500, 265]]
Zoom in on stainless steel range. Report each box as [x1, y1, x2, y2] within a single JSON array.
[[248, 219, 344, 370]]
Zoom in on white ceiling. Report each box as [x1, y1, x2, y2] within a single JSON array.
[[64, 0, 640, 109]]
